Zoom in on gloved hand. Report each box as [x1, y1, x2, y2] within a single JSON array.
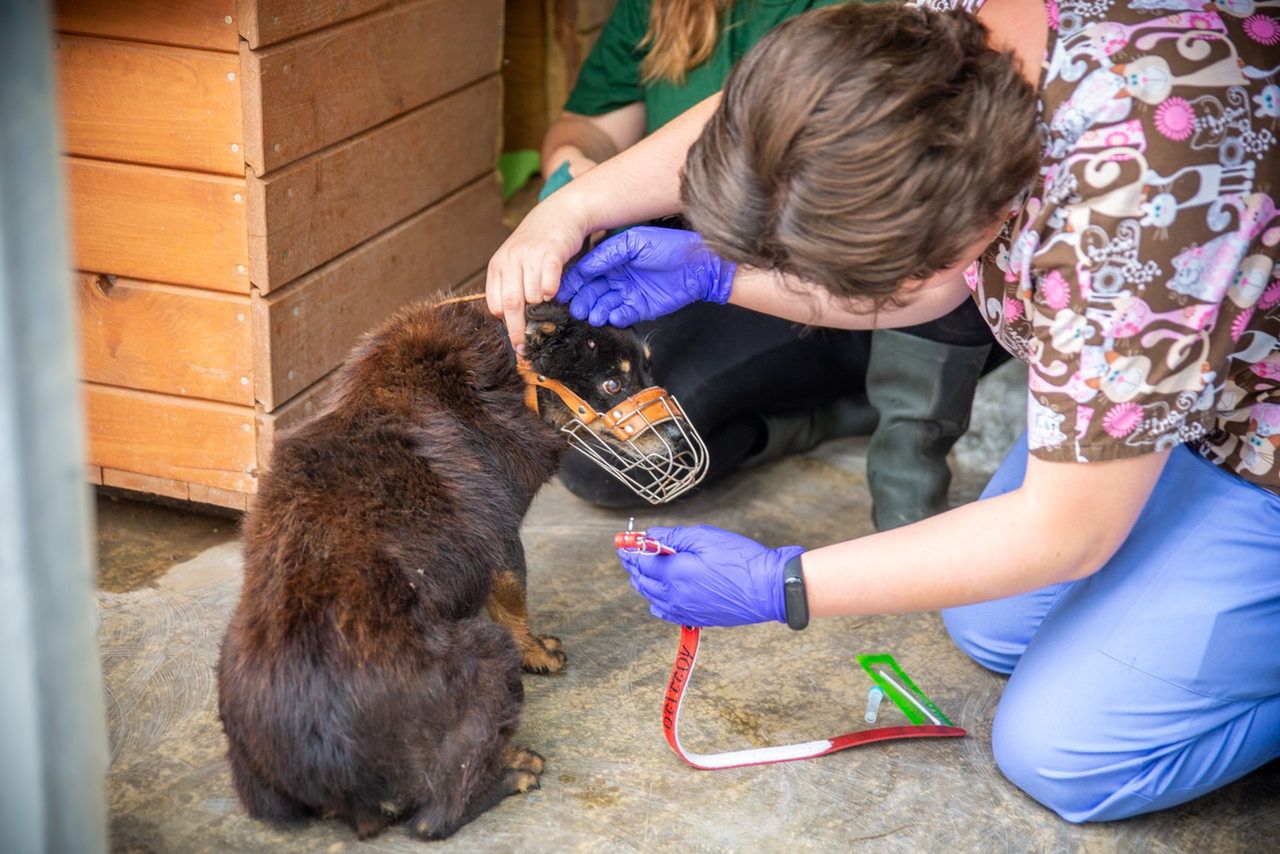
[[618, 525, 805, 627], [557, 227, 736, 327]]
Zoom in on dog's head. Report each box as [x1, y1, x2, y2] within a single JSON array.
[[523, 302, 656, 418], [522, 302, 706, 503]]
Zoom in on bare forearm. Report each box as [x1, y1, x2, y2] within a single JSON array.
[[728, 266, 972, 330], [802, 450, 1171, 617], [564, 93, 722, 232], [541, 117, 621, 173], [805, 490, 1069, 616]]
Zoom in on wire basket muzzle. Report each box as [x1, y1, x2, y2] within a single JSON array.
[[563, 387, 708, 505]]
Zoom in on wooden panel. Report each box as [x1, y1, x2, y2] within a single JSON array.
[[77, 274, 253, 405], [239, 0, 502, 173], [502, 0, 549, 152], [254, 372, 340, 465], [56, 35, 244, 175], [247, 77, 499, 290], [237, 0, 393, 49], [252, 177, 505, 408], [252, 270, 482, 461], [102, 469, 190, 502], [85, 384, 257, 493], [65, 158, 250, 292], [502, 1, 609, 151], [188, 482, 250, 510], [87, 465, 103, 485], [54, 0, 240, 52]]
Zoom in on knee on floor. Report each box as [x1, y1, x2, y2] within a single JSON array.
[[990, 705, 1154, 823]]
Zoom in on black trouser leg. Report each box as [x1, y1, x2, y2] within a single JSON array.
[[866, 299, 1008, 530]]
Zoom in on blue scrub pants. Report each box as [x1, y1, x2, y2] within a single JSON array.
[[942, 435, 1280, 822]]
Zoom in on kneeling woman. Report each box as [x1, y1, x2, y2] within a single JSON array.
[[486, 0, 1280, 821]]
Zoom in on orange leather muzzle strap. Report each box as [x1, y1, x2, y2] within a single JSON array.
[[600, 387, 688, 441], [516, 360, 684, 441], [517, 358, 598, 423]]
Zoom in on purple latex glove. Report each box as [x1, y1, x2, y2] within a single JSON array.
[[618, 525, 805, 627], [557, 227, 736, 327]]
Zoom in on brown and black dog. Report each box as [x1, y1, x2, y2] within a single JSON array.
[[216, 298, 662, 841]]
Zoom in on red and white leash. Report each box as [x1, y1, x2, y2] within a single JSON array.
[[617, 529, 966, 771]]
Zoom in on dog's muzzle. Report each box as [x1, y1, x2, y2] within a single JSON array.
[[518, 364, 708, 504]]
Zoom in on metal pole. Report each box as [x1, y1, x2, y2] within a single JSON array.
[[0, 1, 109, 851]]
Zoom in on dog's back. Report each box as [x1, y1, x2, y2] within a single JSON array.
[[217, 301, 564, 839]]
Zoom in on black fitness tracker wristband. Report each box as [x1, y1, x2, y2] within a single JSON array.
[[783, 553, 809, 631]]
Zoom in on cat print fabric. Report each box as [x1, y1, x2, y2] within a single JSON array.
[[927, 0, 1279, 494]]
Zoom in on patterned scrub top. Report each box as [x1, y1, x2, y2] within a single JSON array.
[[924, 0, 1280, 495]]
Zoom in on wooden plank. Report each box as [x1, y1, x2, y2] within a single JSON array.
[[501, 1, 609, 150], [101, 469, 191, 502], [252, 176, 505, 408], [55, 35, 244, 175], [87, 465, 103, 485], [77, 274, 253, 405], [254, 269, 484, 440], [237, 0, 394, 49], [188, 482, 250, 510], [502, 0, 549, 152], [246, 77, 499, 290], [54, 0, 240, 52], [254, 371, 340, 465], [239, 0, 502, 173], [84, 383, 257, 493], [65, 158, 250, 293], [254, 265, 485, 470]]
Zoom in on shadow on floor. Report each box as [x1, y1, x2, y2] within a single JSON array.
[[95, 490, 238, 593], [94, 437, 1278, 852]]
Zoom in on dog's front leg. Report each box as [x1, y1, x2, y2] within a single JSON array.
[[486, 569, 566, 674]]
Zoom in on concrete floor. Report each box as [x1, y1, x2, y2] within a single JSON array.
[[96, 371, 1279, 851]]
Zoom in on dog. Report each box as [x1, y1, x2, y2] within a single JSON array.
[[216, 298, 668, 840]]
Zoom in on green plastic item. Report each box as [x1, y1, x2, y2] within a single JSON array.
[[498, 150, 542, 201], [857, 653, 956, 727]]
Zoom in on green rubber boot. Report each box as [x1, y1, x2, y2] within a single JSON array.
[[865, 328, 991, 531], [743, 396, 880, 470]]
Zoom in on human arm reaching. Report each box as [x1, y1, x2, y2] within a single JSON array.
[[558, 224, 984, 332], [486, 93, 722, 353], [540, 104, 646, 181], [621, 448, 1171, 626]]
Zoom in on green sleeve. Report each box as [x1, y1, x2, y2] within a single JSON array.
[[562, 0, 650, 116]]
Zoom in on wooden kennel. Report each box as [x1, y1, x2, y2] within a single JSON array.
[[56, 0, 509, 510], [502, 0, 614, 152]]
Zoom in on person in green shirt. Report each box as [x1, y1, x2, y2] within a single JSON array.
[[542, 0, 847, 189], [538, 0, 1006, 530]]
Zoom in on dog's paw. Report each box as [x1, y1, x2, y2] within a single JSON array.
[[520, 636, 566, 674], [503, 746, 546, 776], [502, 768, 542, 796]]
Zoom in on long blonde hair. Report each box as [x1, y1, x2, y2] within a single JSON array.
[[640, 0, 733, 85]]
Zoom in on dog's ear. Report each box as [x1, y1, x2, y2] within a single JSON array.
[[524, 301, 571, 349]]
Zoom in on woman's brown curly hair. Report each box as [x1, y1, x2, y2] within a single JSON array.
[[681, 3, 1042, 306]]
